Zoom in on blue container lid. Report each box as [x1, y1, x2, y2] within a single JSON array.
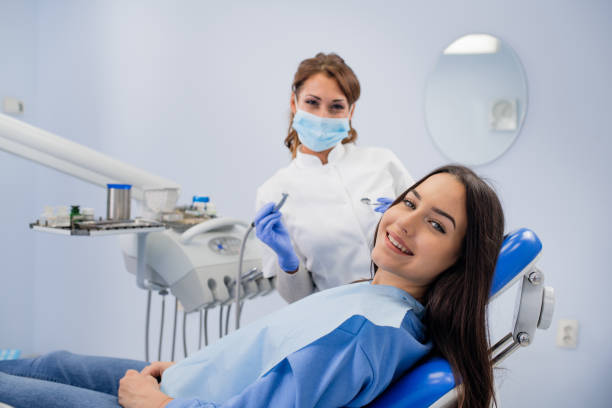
[[107, 184, 132, 190], [192, 196, 210, 203]]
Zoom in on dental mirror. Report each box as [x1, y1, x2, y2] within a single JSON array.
[[360, 198, 379, 205]]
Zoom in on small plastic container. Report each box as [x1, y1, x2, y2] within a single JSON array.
[[40, 206, 55, 226], [70, 205, 80, 220], [55, 206, 71, 227], [192, 196, 210, 211], [206, 202, 217, 217], [107, 184, 131, 220], [81, 208, 95, 221]]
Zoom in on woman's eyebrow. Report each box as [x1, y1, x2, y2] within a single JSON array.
[[432, 207, 456, 229], [410, 189, 456, 228], [305, 94, 321, 100]]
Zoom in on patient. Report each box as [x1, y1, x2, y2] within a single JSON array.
[[0, 165, 503, 408]]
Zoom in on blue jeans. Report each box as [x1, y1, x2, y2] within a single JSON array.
[[0, 350, 148, 408]]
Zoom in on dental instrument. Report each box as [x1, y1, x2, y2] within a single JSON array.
[[361, 197, 394, 213], [360, 197, 377, 205], [360, 197, 391, 206]]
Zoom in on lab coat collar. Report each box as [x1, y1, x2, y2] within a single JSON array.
[[295, 142, 347, 168]]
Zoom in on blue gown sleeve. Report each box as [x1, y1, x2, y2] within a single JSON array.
[[165, 317, 377, 408]]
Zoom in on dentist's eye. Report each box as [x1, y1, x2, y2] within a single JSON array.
[[402, 199, 416, 209], [330, 104, 346, 111], [430, 220, 446, 234], [305, 99, 319, 106]]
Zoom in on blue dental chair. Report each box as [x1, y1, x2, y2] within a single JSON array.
[[368, 228, 555, 407]]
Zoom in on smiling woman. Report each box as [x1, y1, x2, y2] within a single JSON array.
[[372, 172, 467, 300], [373, 165, 504, 408]]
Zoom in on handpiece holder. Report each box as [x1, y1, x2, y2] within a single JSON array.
[[488, 229, 555, 366], [180, 218, 249, 245]]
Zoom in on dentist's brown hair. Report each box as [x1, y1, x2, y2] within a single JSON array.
[[284, 52, 360, 158]]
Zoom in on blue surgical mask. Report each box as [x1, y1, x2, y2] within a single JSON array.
[[291, 108, 351, 152]]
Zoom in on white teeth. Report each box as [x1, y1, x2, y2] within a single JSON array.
[[387, 233, 411, 254]]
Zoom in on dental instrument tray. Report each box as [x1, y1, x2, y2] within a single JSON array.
[[159, 206, 216, 233], [29, 218, 166, 236]]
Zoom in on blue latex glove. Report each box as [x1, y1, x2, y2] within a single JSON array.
[[374, 197, 394, 213], [254, 202, 300, 272]]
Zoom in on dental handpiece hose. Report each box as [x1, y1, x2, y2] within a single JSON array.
[[236, 193, 289, 330], [250, 193, 288, 227]]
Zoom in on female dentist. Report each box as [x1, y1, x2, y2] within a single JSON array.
[[255, 52, 413, 303]]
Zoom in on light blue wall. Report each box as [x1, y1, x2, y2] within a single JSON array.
[[1, 0, 611, 406], [0, 0, 37, 355]]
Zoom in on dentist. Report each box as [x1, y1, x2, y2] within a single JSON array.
[[255, 52, 413, 302]]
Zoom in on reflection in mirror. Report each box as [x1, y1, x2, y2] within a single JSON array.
[[425, 34, 528, 165]]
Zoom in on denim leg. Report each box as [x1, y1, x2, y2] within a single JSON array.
[[0, 371, 119, 408], [0, 350, 148, 396]]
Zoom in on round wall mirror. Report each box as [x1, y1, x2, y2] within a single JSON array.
[[424, 34, 528, 165]]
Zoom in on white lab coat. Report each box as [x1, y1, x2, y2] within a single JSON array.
[[255, 142, 413, 302]]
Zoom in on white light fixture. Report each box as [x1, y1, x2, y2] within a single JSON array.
[[443, 34, 500, 55]]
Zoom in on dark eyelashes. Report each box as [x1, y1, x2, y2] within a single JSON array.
[[304, 100, 346, 111], [431, 221, 445, 233], [402, 199, 415, 209], [403, 199, 446, 234]]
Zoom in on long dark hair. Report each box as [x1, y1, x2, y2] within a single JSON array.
[[372, 165, 504, 408], [285, 52, 361, 158]]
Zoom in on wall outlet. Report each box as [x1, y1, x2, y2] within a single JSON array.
[[556, 319, 578, 348]]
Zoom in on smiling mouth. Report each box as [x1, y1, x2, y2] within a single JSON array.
[[386, 233, 414, 256]]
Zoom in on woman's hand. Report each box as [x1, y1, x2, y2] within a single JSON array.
[[254, 202, 299, 273], [118, 369, 173, 408], [140, 361, 175, 379]]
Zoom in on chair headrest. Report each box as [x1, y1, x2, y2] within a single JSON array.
[[490, 228, 542, 299]]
